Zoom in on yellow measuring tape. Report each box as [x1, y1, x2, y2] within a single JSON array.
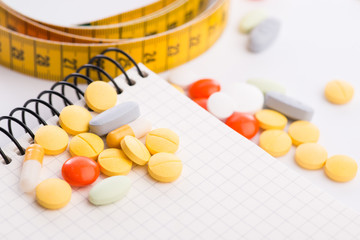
[[0, 0, 229, 81]]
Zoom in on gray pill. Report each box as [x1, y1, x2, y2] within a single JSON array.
[[248, 18, 281, 53], [264, 91, 314, 121], [89, 101, 140, 136]]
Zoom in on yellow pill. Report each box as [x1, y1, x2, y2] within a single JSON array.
[[325, 155, 358, 182], [121, 136, 151, 165], [98, 148, 132, 176], [324, 80, 354, 104], [295, 143, 327, 170], [255, 109, 287, 130], [171, 84, 185, 94], [69, 133, 104, 161], [148, 153, 183, 183], [288, 121, 320, 146], [59, 105, 92, 135], [36, 178, 72, 210], [259, 130, 292, 157], [145, 128, 179, 155], [85, 81, 117, 112], [35, 125, 69, 155]]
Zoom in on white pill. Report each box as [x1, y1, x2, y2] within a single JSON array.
[[168, 67, 201, 89], [222, 82, 264, 114], [207, 92, 235, 120]]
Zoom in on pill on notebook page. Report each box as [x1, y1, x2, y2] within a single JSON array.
[[85, 81, 117, 113], [325, 155, 357, 182], [207, 92, 235, 120], [171, 84, 185, 94], [35, 125, 69, 155], [188, 79, 221, 99], [295, 143, 327, 170], [259, 130, 292, 157], [89, 101, 140, 136], [98, 148, 132, 176], [255, 109, 287, 130], [148, 153, 183, 182], [238, 9, 267, 34], [193, 98, 208, 110], [145, 128, 180, 155], [69, 133, 104, 160], [19, 144, 44, 193], [36, 178, 72, 210], [121, 136, 151, 165], [247, 78, 286, 95], [225, 112, 259, 139], [106, 117, 152, 148], [62, 156, 100, 187], [288, 121, 319, 146], [249, 18, 281, 53], [324, 80, 354, 104], [89, 176, 131, 206], [264, 91, 314, 121], [59, 105, 92, 135]]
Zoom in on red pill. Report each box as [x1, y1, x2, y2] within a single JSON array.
[[225, 112, 259, 139], [193, 98, 208, 110], [188, 79, 221, 99], [62, 156, 100, 186]]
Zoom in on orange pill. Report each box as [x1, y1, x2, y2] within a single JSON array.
[[188, 79, 221, 99]]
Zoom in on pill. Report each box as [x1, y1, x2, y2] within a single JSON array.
[[288, 121, 319, 146], [145, 128, 180, 155], [325, 155, 358, 182], [19, 144, 44, 193], [171, 84, 185, 94], [247, 78, 286, 95], [106, 118, 152, 148], [85, 81, 117, 113], [98, 148, 132, 176], [259, 130, 292, 157], [207, 92, 235, 120], [59, 105, 92, 135], [249, 18, 281, 53], [225, 112, 259, 139], [36, 178, 72, 210], [222, 82, 264, 114], [35, 125, 69, 155], [188, 79, 221, 99], [69, 133, 104, 160], [89, 175, 131, 206], [264, 91, 314, 121], [324, 80, 354, 104], [193, 98, 208, 110], [62, 156, 100, 186], [121, 136, 151, 165], [238, 9, 267, 34], [295, 143, 327, 170], [89, 101, 140, 136], [255, 109, 287, 130], [148, 153, 183, 183], [168, 67, 200, 89]]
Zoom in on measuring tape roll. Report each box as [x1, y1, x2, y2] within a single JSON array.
[[0, 0, 229, 81]]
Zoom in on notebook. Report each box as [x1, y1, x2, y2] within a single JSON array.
[[1, 63, 360, 239]]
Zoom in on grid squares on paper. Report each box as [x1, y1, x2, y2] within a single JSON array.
[[1, 64, 360, 239]]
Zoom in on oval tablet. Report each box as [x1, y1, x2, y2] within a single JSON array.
[[325, 155, 358, 182], [35, 125, 69, 155], [148, 153, 183, 183], [89, 176, 131, 206], [249, 18, 281, 53], [207, 92, 235, 120], [295, 143, 327, 170], [36, 178, 71, 210], [98, 148, 132, 176], [288, 121, 319, 146], [69, 133, 104, 160], [62, 156, 100, 186], [188, 79, 221, 99], [239, 9, 267, 34], [168, 67, 200, 89], [225, 112, 259, 139], [85, 81, 117, 112], [145, 128, 180, 155], [121, 136, 151, 165], [259, 130, 292, 157], [324, 80, 354, 104], [247, 78, 286, 95], [59, 105, 92, 135], [255, 109, 287, 130]]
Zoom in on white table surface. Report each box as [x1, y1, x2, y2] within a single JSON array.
[[1, 0, 360, 212]]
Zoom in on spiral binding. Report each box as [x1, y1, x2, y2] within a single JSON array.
[[0, 48, 147, 165]]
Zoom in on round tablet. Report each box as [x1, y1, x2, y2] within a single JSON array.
[[225, 112, 259, 139], [207, 92, 235, 120], [145, 128, 180, 155], [121, 136, 151, 165], [148, 153, 183, 182], [168, 67, 200, 89], [193, 98, 208, 110], [255, 109, 287, 130], [324, 80, 354, 105], [222, 82, 264, 114], [35, 125, 69, 155], [62, 156, 100, 186], [325, 155, 358, 182], [247, 78, 286, 95], [259, 130, 292, 157], [288, 121, 320, 146], [69, 133, 104, 161], [59, 105, 92, 135], [85, 81, 117, 113], [98, 148, 132, 176], [36, 178, 71, 210], [295, 143, 328, 170], [188, 79, 221, 99]]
